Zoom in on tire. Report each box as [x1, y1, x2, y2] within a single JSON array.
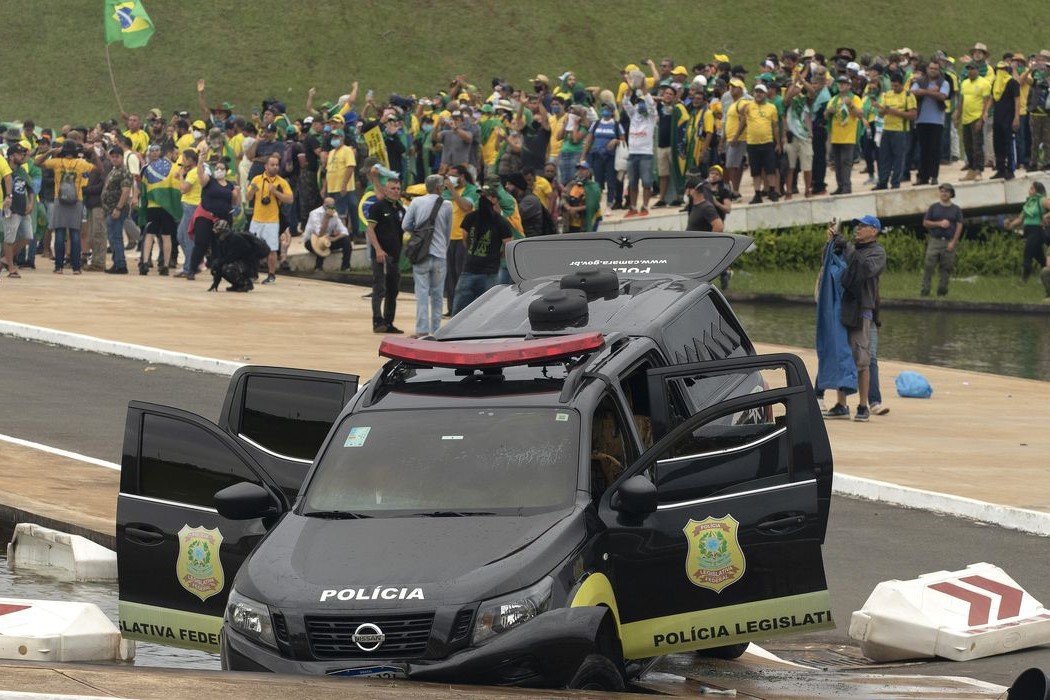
[[695, 642, 749, 660], [566, 653, 626, 692]]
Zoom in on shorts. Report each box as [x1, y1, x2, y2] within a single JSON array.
[[249, 221, 280, 252], [725, 142, 747, 168], [656, 146, 673, 177], [3, 213, 33, 244], [144, 207, 177, 237], [785, 138, 814, 170], [848, 317, 872, 371], [747, 143, 778, 176], [627, 153, 653, 189]]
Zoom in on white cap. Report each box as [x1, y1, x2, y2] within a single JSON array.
[[754, 83, 769, 93], [846, 61, 861, 72], [692, 75, 708, 88]]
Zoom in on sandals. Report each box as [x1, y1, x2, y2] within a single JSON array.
[[7, 270, 20, 279]]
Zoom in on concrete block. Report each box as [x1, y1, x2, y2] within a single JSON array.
[[6, 523, 116, 582], [849, 562, 1050, 662], [0, 598, 134, 662], [877, 186, 946, 218], [745, 199, 811, 231], [1004, 172, 1039, 203], [953, 180, 1007, 209], [603, 212, 686, 233]]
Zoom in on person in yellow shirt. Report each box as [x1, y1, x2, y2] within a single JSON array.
[[440, 163, 478, 315], [246, 155, 293, 283], [736, 83, 782, 203], [826, 75, 864, 194], [875, 72, 918, 189], [722, 78, 752, 195], [526, 167, 554, 212], [546, 96, 568, 163], [175, 149, 203, 277], [324, 134, 357, 229], [33, 140, 99, 273], [120, 113, 150, 154], [956, 63, 992, 180]]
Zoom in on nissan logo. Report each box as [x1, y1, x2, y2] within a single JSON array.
[[351, 623, 385, 652]]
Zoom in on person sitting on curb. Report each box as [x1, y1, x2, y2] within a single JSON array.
[[304, 197, 352, 272], [824, 215, 886, 423], [920, 183, 964, 296]]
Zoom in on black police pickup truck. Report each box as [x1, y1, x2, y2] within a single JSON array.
[[116, 232, 834, 691]]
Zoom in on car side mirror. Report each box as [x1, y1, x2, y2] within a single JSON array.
[[612, 475, 657, 517], [214, 482, 279, 520]]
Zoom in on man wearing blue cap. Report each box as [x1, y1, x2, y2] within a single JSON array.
[[825, 215, 886, 422]]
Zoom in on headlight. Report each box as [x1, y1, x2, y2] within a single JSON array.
[[472, 577, 553, 646], [225, 589, 277, 649]]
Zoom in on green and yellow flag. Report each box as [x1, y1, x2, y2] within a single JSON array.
[[104, 0, 155, 49]]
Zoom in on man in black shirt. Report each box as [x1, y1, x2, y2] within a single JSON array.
[[451, 187, 514, 314], [298, 116, 324, 226], [365, 175, 406, 333], [991, 61, 1021, 180], [247, 123, 284, 181], [684, 177, 724, 232], [920, 183, 964, 296]]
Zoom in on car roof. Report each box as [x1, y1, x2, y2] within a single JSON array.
[[435, 275, 712, 341]]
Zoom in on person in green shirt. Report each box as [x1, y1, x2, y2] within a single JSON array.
[[561, 161, 601, 232], [1006, 181, 1050, 284]]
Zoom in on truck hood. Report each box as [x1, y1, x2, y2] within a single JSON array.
[[238, 507, 587, 609]]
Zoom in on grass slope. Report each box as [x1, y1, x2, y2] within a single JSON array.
[[3, 1, 1047, 126]]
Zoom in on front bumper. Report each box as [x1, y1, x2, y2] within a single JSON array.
[[222, 606, 608, 687]]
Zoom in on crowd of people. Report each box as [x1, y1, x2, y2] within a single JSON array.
[[2, 40, 1050, 327]]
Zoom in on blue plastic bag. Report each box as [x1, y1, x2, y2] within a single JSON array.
[[895, 371, 933, 399]]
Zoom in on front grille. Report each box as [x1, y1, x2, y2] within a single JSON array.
[[449, 609, 474, 644], [305, 612, 435, 659]]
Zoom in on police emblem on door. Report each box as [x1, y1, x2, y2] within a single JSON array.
[[682, 515, 745, 593], [176, 525, 225, 602]]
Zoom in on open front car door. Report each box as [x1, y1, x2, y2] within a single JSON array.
[[598, 353, 833, 660], [117, 366, 358, 652]]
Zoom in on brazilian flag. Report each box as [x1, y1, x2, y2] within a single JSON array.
[[104, 0, 155, 49]]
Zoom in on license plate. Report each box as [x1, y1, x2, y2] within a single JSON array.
[[327, 665, 407, 679]]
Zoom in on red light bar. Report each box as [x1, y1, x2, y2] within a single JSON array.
[[379, 332, 606, 369]]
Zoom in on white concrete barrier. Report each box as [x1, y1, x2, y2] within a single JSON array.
[[0, 599, 134, 662], [849, 562, 1050, 662], [7, 523, 116, 582]]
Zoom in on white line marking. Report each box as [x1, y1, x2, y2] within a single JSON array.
[[0, 320, 243, 375], [0, 433, 120, 471]]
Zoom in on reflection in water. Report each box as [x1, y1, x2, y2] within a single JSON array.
[[0, 562, 219, 669], [733, 302, 1050, 381]]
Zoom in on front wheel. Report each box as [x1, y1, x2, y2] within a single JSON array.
[[566, 653, 626, 691]]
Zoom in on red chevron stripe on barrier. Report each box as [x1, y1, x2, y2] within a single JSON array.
[[928, 582, 992, 626], [0, 604, 31, 617], [961, 575, 1024, 620]]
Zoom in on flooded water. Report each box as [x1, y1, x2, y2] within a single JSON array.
[[734, 301, 1050, 381], [0, 560, 219, 670]]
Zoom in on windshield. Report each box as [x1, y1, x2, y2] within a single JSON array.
[[303, 408, 580, 516]]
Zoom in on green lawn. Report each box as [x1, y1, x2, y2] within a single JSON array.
[[3, 1, 1049, 125], [730, 270, 1050, 305]]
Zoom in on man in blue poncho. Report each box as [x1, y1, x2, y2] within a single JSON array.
[[818, 215, 886, 422]]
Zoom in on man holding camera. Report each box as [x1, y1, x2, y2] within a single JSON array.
[[246, 154, 293, 284]]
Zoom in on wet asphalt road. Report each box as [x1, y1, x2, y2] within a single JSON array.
[[1, 336, 1046, 688]]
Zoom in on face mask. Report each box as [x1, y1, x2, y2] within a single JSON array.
[[637, 105, 649, 116], [550, 105, 562, 114], [192, 130, 202, 140], [449, 176, 460, 187], [330, 138, 343, 147], [601, 109, 613, 119], [323, 125, 332, 134]]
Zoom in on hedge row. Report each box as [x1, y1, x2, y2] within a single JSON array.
[[734, 225, 1030, 276]]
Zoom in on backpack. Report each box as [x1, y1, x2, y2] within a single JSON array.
[[58, 166, 79, 205], [404, 195, 444, 265]]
